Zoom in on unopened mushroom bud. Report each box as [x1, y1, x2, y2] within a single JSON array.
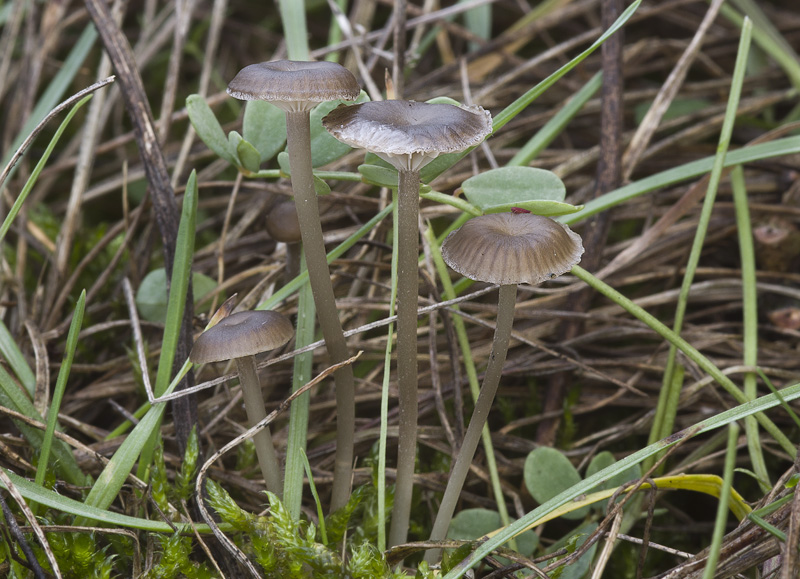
[[266, 199, 302, 282]]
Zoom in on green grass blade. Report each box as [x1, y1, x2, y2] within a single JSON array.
[[77, 173, 198, 520], [283, 255, 316, 520], [153, 170, 198, 398], [0, 468, 216, 533], [651, 17, 760, 478], [491, 0, 640, 132], [0, 94, 94, 244], [572, 265, 793, 455], [701, 423, 740, 579], [731, 164, 769, 491], [561, 136, 800, 225], [507, 71, 602, 167], [35, 291, 86, 493], [278, 0, 310, 61], [0, 366, 85, 486], [724, 1, 800, 90], [0, 24, 97, 185], [0, 320, 35, 396]]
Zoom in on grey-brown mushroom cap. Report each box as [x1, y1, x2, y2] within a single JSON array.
[[441, 213, 584, 286], [226, 60, 360, 111], [266, 200, 302, 243], [190, 310, 294, 363], [322, 100, 492, 171]]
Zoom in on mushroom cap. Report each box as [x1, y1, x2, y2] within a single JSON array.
[[266, 200, 302, 243], [441, 213, 584, 285], [190, 310, 294, 363], [227, 60, 360, 112], [322, 100, 492, 172]]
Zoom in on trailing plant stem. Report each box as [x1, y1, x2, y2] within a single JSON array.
[[285, 110, 355, 512], [236, 356, 282, 495], [388, 168, 422, 548], [426, 283, 517, 561]]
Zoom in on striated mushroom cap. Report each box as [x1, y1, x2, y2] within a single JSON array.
[[441, 212, 584, 285], [190, 310, 294, 363], [322, 100, 492, 172], [227, 60, 360, 112]]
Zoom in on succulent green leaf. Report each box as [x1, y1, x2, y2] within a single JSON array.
[[358, 163, 398, 189], [548, 522, 600, 579], [426, 96, 462, 106], [277, 151, 332, 195], [236, 137, 262, 174], [135, 269, 217, 323], [585, 451, 642, 512], [313, 175, 332, 196], [524, 447, 588, 520], [461, 166, 576, 217], [186, 94, 236, 165], [243, 100, 287, 162], [228, 130, 243, 167], [448, 509, 537, 556], [310, 90, 370, 167]]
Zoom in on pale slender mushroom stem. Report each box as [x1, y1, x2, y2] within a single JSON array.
[[235, 355, 283, 495], [425, 283, 518, 559], [388, 168, 422, 548], [285, 110, 355, 513]]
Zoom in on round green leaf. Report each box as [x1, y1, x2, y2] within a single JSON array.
[[462, 167, 567, 214], [448, 509, 537, 557], [277, 152, 332, 196], [186, 94, 236, 165], [310, 90, 370, 168], [243, 100, 286, 162], [585, 451, 642, 512], [524, 447, 588, 520], [136, 269, 218, 323], [358, 163, 398, 189], [236, 138, 262, 174]]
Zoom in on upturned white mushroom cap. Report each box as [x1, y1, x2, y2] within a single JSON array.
[[441, 212, 584, 285], [227, 60, 360, 113], [322, 100, 492, 172], [190, 310, 294, 363]]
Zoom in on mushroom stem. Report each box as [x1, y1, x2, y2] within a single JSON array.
[[425, 283, 518, 559], [388, 168, 422, 548], [235, 355, 283, 495], [285, 110, 355, 513]]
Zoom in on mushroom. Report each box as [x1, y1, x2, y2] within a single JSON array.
[[322, 100, 492, 546], [228, 60, 360, 511], [265, 199, 302, 282], [190, 309, 294, 495], [426, 211, 583, 554]]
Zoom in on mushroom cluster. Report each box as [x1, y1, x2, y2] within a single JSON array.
[[323, 99, 492, 547], [227, 60, 360, 512]]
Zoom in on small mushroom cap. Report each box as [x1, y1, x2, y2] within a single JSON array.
[[190, 310, 294, 363], [227, 60, 360, 112], [322, 100, 492, 172], [441, 213, 584, 285], [266, 200, 302, 243]]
